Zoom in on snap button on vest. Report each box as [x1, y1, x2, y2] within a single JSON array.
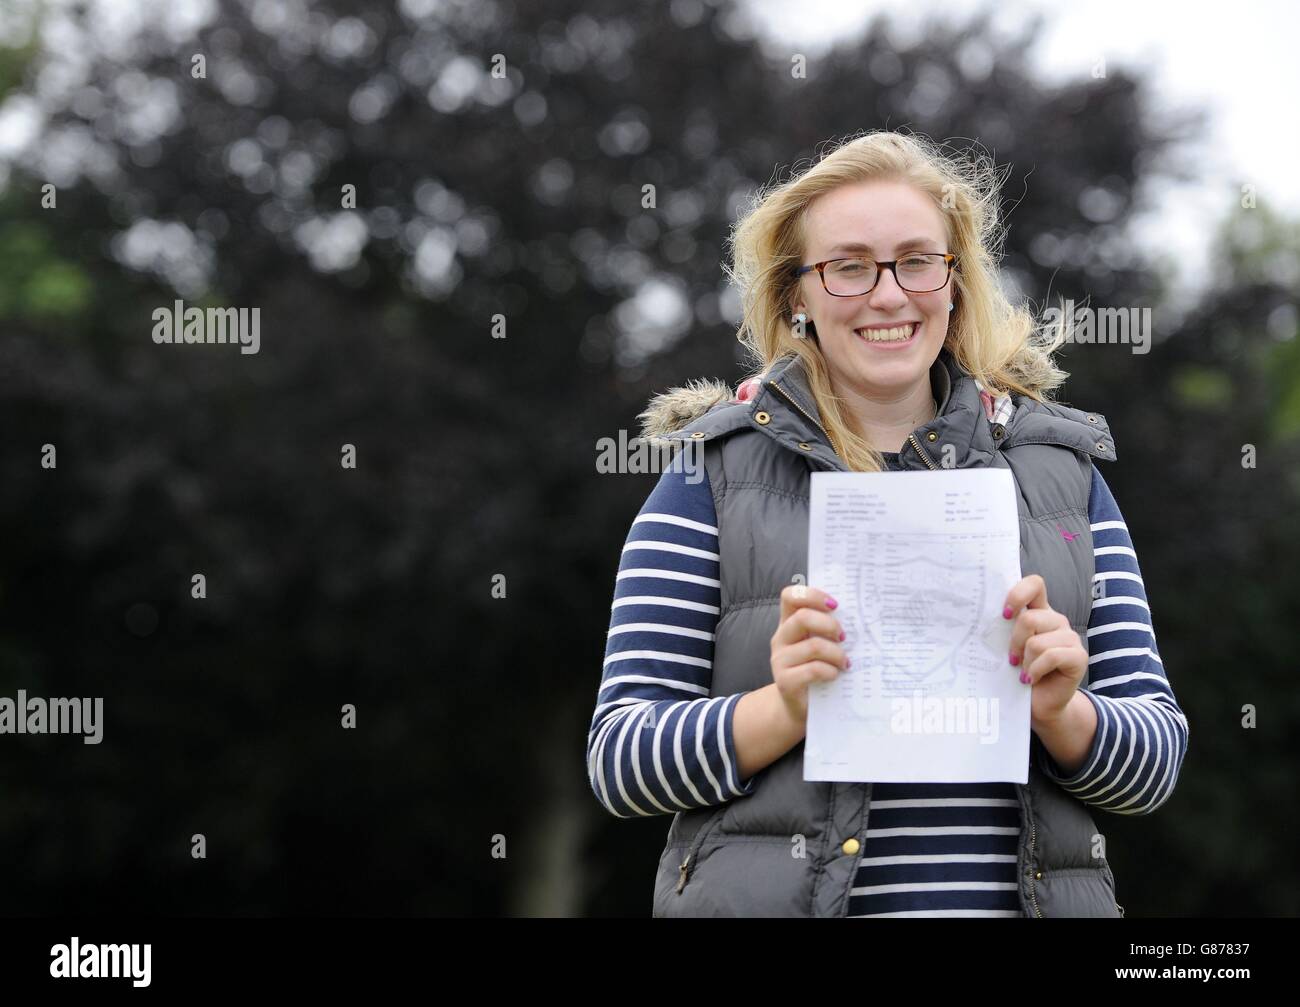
[[841, 838, 860, 856], [926, 431, 938, 441], [993, 423, 1006, 439], [690, 431, 706, 438], [755, 411, 771, 425], [797, 441, 813, 451]]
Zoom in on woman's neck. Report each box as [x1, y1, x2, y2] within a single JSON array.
[[832, 377, 938, 454]]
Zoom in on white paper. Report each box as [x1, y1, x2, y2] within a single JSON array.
[[804, 468, 1028, 783]]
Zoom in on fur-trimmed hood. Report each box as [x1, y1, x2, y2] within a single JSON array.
[[635, 352, 1026, 447], [636, 376, 758, 440]]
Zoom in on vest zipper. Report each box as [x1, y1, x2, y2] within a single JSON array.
[[1027, 818, 1043, 918], [766, 380, 831, 441], [769, 379, 943, 474], [1024, 804, 1123, 917], [906, 432, 941, 470]]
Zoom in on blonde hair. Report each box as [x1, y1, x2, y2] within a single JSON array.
[[723, 129, 1070, 473]]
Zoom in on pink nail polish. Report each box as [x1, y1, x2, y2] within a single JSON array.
[[1002, 605, 1013, 619], [1020, 671, 1031, 685], [1009, 652, 1020, 666], [839, 630, 846, 641], [826, 596, 838, 609]]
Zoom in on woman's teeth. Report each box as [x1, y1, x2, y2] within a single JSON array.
[[856, 323, 917, 342]]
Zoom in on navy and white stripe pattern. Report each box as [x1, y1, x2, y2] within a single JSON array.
[[1032, 465, 1189, 814], [846, 779, 1023, 916], [588, 451, 1186, 916], [586, 469, 756, 818]]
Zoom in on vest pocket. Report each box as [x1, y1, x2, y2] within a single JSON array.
[[674, 807, 726, 897]]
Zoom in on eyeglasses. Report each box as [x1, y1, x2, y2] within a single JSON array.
[[795, 253, 957, 296]]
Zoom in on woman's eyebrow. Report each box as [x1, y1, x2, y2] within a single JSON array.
[[827, 238, 941, 254]]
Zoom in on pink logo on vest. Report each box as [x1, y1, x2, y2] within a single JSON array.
[[1056, 523, 1079, 542]]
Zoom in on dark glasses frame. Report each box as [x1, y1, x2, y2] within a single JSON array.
[[794, 253, 958, 296]]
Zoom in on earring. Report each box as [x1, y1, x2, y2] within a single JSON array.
[[948, 302, 954, 312], [793, 312, 807, 323]]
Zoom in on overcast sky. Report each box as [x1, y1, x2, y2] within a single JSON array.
[[747, 0, 1300, 300], [1, 0, 1294, 304]]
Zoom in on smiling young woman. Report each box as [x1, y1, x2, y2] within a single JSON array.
[[789, 181, 957, 453], [587, 130, 1187, 918]]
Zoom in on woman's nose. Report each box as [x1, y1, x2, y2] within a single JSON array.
[[867, 267, 910, 308]]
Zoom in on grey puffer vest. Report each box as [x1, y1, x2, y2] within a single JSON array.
[[641, 347, 1123, 918]]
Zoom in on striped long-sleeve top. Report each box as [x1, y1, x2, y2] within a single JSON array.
[[587, 451, 1188, 917]]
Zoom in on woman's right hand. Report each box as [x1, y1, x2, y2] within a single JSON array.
[[770, 584, 848, 729]]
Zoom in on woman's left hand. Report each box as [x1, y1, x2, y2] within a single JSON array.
[[1003, 574, 1088, 725]]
